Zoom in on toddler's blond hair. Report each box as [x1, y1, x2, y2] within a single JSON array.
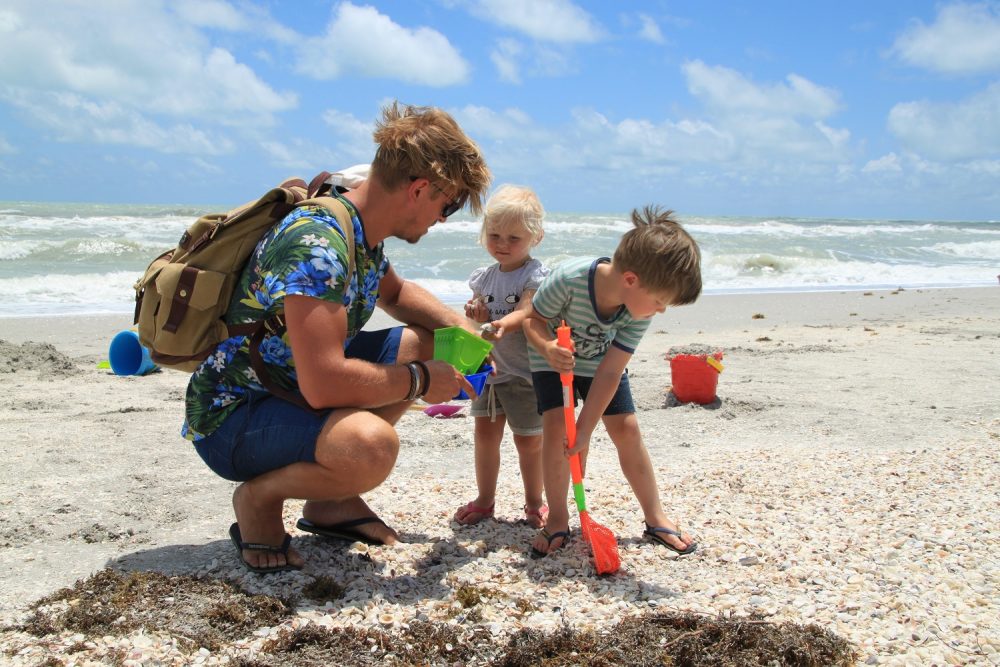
[[478, 185, 544, 247]]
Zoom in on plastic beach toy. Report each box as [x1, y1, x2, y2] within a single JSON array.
[[108, 329, 158, 376], [668, 351, 724, 404], [556, 321, 620, 574], [454, 364, 493, 400], [433, 326, 493, 374], [423, 404, 465, 418]]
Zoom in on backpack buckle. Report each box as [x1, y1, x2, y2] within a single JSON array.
[[264, 314, 286, 334]]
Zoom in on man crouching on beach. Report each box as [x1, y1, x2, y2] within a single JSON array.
[[181, 102, 492, 573]]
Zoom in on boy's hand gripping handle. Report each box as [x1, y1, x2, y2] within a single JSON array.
[[556, 322, 586, 506]]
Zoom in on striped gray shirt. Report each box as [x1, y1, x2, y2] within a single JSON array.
[[528, 257, 649, 376]]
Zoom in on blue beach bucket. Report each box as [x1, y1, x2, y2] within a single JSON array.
[[108, 329, 158, 376], [454, 364, 493, 400]]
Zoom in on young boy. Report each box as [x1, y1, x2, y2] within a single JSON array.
[[523, 205, 701, 557]]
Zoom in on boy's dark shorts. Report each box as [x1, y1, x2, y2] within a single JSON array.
[[531, 370, 635, 416], [195, 326, 402, 482]]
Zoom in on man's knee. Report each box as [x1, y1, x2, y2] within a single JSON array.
[[369, 432, 400, 480], [316, 414, 399, 476], [398, 325, 434, 362]]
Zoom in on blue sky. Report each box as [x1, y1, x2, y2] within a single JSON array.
[[1, 1, 999, 220]]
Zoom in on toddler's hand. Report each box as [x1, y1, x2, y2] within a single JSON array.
[[464, 295, 490, 322], [480, 321, 503, 341]]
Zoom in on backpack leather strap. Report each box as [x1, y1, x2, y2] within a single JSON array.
[[163, 266, 200, 333], [307, 171, 333, 197]]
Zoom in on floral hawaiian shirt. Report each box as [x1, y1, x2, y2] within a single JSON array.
[[182, 197, 388, 442]]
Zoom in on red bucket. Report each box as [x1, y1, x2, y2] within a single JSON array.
[[669, 352, 724, 404]]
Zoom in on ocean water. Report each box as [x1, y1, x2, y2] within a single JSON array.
[[0, 200, 997, 317]]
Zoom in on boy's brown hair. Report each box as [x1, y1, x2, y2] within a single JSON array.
[[371, 101, 492, 215], [613, 205, 702, 305]]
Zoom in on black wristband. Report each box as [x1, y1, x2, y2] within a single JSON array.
[[413, 360, 430, 398]]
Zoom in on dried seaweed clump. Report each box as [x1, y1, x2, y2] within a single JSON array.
[[239, 621, 483, 666], [497, 612, 857, 667], [21, 569, 291, 650]]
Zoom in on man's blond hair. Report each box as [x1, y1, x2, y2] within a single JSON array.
[[371, 101, 492, 216], [613, 205, 702, 305], [479, 184, 545, 246]]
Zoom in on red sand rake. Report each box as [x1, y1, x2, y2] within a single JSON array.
[[556, 321, 621, 575]]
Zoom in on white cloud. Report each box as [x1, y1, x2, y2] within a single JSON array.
[[250, 108, 374, 178], [491, 39, 523, 84], [678, 61, 850, 164], [471, 0, 603, 43], [683, 60, 840, 118], [888, 81, 1000, 160], [0, 0, 297, 128], [891, 2, 1000, 74], [173, 0, 250, 30], [0, 8, 21, 32], [320, 109, 377, 161], [637, 13, 665, 44], [862, 152, 903, 173], [454, 105, 543, 142], [299, 3, 469, 86], [4, 89, 232, 155]]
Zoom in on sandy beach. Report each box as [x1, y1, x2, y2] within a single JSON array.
[[0, 287, 998, 665]]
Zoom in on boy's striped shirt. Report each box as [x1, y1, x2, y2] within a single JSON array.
[[529, 257, 650, 376]]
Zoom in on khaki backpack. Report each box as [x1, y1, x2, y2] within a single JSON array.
[[133, 172, 355, 404]]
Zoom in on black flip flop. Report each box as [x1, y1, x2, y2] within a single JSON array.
[[643, 523, 697, 555], [296, 516, 390, 545], [530, 529, 572, 559], [228, 522, 302, 574]]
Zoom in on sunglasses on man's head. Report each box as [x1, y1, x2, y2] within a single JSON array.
[[410, 176, 464, 218]]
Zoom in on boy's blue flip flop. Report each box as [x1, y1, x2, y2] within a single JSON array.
[[296, 516, 390, 545], [530, 529, 572, 559], [643, 523, 697, 555]]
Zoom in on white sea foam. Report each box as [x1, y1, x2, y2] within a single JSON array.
[[929, 240, 1000, 259], [1, 204, 997, 316], [0, 271, 140, 316], [0, 240, 47, 261]]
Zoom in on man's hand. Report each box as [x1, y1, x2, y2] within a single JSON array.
[[421, 359, 478, 403]]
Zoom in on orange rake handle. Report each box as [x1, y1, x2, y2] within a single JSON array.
[[555, 321, 621, 575], [556, 322, 586, 509]]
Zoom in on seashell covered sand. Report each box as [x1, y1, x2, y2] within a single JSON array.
[[0, 288, 997, 665]]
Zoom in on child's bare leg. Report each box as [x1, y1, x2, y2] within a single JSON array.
[[454, 416, 504, 524], [603, 413, 694, 550], [513, 432, 546, 527], [531, 409, 571, 554]]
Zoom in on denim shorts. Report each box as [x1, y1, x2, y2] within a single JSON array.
[[194, 327, 403, 482], [531, 370, 635, 416]]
